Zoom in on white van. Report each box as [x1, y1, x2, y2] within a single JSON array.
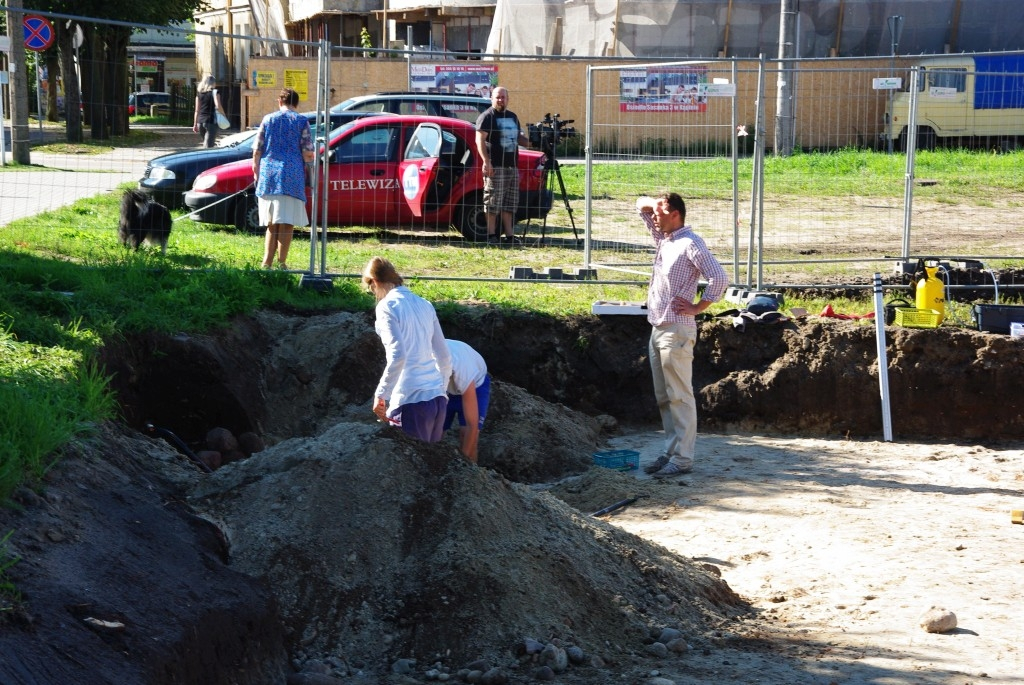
[[883, 53, 1024, 150]]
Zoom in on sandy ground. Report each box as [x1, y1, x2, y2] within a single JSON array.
[[593, 430, 1024, 685]]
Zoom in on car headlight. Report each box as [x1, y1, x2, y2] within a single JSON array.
[[147, 167, 176, 181], [192, 173, 218, 191]]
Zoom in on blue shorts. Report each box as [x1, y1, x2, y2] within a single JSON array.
[[443, 374, 491, 430]]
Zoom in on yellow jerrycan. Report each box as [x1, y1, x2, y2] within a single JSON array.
[[914, 258, 945, 324]]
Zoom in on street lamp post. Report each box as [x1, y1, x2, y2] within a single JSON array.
[[887, 15, 904, 153]]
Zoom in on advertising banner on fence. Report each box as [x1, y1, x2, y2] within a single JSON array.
[[410, 64, 498, 98], [620, 65, 708, 112]]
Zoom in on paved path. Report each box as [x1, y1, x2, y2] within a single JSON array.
[[0, 125, 199, 227]]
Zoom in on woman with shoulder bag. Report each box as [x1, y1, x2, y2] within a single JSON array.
[[193, 75, 226, 148]]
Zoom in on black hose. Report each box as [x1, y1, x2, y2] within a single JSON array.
[[590, 496, 639, 517], [144, 423, 213, 473]]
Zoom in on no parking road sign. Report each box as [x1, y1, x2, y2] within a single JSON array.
[[24, 15, 55, 52]]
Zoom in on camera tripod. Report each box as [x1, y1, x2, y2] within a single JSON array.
[[537, 147, 579, 245]]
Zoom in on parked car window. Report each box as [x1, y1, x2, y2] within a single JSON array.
[[439, 102, 488, 122], [405, 125, 442, 160], [396, 101, 431, 116], [331, 126, 399, 164], [352, 102, 388, 113]]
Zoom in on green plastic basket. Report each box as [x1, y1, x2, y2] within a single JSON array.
[[895, 308, 941, 329]]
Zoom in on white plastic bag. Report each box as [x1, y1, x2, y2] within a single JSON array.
[[216, 111, 230, 130]]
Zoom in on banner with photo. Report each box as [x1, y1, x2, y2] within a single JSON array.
[[620, 65, 708, 112], [409, 64, 499, 99]]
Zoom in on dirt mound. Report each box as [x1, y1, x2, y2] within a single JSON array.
[[189, 421, 745, 679]]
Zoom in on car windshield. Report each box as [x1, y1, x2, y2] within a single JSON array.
[[217, 129, 259, 148], [231, 132, 259, 151], [330, 98, 361, 113]]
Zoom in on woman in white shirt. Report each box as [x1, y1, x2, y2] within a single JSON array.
[[363, 257, 452, 442], [443, 339, 490, 463]]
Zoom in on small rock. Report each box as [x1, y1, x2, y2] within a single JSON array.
[[538, 644, 567, 672], [465, 670, 484, 684], [82, 617, 125, 632], [237, 431, 265, 455], [666, 638, 690, 653], [205, 427, 238, 453], [565, 645, 585, 665], [196, 450, 222, 470], [300, 660, 331, 675], [657, 627, 682, 644], [533, 665, 555, 681], [391, 658, 416, 675], [465, 659, 490, 672], [700, 562, 722, 577], [520, 637, 545, 655], [646, 642, 669, 658], [919, 606, 957, 633], [480, 667, 508, 685]]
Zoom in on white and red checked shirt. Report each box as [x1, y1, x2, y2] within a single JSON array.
[[640, 210, 729, 328]]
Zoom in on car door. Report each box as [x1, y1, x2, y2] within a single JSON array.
[[323, 123, 402, 226], [397, 123, 445, 219]]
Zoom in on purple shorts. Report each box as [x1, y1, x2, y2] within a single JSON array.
[[393, 395, 448, 443]]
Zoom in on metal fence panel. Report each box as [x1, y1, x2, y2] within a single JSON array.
[[2, 11, 1021, 289]]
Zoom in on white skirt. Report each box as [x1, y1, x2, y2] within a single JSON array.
[[258, 194, 309, 228]]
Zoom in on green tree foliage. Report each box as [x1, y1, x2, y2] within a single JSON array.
[[31, 0, 207, 141]]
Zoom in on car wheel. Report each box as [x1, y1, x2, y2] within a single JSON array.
[[234, 193, 260, 233], [455, 194, 488, 242]]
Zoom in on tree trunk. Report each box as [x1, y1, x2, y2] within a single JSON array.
[[85, 24, 109, 140], [56, 21, 83, 143], [105, 25, 131, 137]]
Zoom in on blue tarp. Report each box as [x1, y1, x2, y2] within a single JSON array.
[[974, 54, 1024, 110]]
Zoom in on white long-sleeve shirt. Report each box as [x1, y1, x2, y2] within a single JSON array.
[[373, 286, 452, 415]]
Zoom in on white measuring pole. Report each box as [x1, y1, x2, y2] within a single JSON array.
[[872, 273, 893, 441]]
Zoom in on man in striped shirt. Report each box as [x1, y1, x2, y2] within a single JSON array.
[[637, 193, 729, 478]]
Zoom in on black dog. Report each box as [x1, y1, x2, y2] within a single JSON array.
[[119, 189, 172, 255]]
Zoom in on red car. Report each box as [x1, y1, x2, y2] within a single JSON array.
[[184, 115, 552, 241]]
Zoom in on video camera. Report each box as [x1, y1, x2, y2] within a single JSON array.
[[527, 113, 577, 153]]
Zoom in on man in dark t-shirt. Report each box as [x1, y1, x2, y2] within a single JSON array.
[[475, 86, 530, 245]]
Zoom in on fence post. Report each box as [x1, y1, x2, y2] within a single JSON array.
[[900, 66, 920, 262]]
